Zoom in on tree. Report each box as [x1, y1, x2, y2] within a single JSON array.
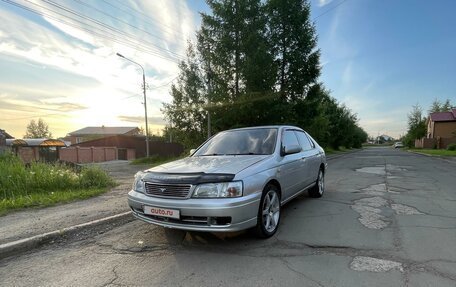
[[429, 98, 453, 113], [198, 0, 275, 100], [162, 43, 207, 149], [24, 118, 52, 139], [163, 0, 366, 150], [266, 0, 320, 100], [403, 104, 426, 147]]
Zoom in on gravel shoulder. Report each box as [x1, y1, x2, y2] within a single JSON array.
[[0, 161, 147, 245]]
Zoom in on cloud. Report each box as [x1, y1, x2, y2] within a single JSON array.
[[0, 1, 199, 137], [0, 1, 196, 99], [118, 115, 167, 125], [0, 97, 86, 114], [318, 0, 334, 7]]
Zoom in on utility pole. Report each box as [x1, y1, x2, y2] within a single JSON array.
[[117, 53, 149, 157]]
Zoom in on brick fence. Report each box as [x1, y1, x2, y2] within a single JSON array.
[[415, 137, 456, 149], [60, 147, 135, 163]]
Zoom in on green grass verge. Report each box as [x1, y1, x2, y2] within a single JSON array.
[[324, 147, 355, 155], [0, 187, 108, 216], [0, 152, 116, 215], [408, 149, 456, 157]]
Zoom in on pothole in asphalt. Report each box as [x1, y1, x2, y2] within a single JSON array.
[[387, 164, 411, 172], [351, 196, 424, 229], [391, 204, 424, 215], [360, 183, 399, 195], [350, 256, 404, 273], [351, 197, 389, 229], [355, 166, 386, 175], [355, 165, 410, 176], [361, 183, 387, 195]]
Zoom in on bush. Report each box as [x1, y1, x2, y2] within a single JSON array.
[[0, 153, 115, 200], [447, 143, 456, 151], [79, 166, 115, 188]]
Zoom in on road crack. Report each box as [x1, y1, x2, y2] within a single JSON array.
[[279, 258, 324, 287]]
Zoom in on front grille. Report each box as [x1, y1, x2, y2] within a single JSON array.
[[144, 182, 191, 198]]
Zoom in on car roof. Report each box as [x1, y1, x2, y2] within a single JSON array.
[[225, 125, 304, 132]]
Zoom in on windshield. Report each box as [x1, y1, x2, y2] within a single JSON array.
[[194, 128, 277, 156]]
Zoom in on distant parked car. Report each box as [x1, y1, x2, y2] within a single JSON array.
[[394, 142, 404, 148], [128, 126, 327, 238]]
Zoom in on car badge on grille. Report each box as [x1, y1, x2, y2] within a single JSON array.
[[159, 188, 166, 193]]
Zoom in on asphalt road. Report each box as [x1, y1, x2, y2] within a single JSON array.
[[1, 147, 455, 287]]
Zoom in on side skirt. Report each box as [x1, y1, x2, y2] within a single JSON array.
[[281, 182, 316, 206]]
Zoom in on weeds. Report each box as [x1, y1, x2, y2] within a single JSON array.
[[0, 153, 115, 213]]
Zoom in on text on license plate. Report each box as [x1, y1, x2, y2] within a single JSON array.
[[143, 206, 180, 219]]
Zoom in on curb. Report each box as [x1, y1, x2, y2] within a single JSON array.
[[0, 211, 133, 260], [407, 150, 456, 164], [326, 149, 362, 161]]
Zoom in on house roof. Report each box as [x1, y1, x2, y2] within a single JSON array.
[[430, 109, 456, 122], [6, 138, 67, 147], [0, 129, 14, 139], [68, 126, 139, 136]]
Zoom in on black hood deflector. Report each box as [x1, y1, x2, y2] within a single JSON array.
[[141, 172, 235, 184]]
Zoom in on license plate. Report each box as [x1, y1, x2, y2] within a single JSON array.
[[143, 206, 180, 219]]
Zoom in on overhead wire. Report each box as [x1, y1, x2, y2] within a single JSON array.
[[70, 0, 186, 60], [0, 0, 185, 63], [1, 0, 183, 63], [108, 0, 187, 37], [313, 0, 350, 21], [39, 0, 186, 61]]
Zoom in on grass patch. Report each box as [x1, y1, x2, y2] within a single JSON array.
[[408, 149, 456, 157], [130, 155, 181, 166], [324, 147, 354, 155], [0, 188, 107, 216], [0, 153, 116, 215]]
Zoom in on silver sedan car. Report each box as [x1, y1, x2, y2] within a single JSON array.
[[128, 125, 327, 238]]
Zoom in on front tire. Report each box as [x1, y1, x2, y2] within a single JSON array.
[[254, 184, 281, 238], [308, 168, 324, 198]]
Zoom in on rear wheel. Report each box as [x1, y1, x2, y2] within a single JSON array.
[[308, 168, 324, 198], [254, 184, 281, 238]]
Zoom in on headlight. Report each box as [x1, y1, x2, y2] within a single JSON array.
[[192, 181, 243, 198], [132, 172, 145, 193]]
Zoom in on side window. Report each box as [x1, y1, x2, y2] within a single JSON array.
[[306, 133, 316, 148], [295, 131, 312, 151], [282, 130, 299, 147]]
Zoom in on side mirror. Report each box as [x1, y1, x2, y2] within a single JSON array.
[[282, 144, 301, 156], [189, 149, 196, 156]]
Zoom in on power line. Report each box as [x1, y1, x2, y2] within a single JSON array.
[[1, 0, 183, 63], [149, 76, 178, 89], [40, 0, 186, 61], [108, 0, 187, 38], [313, 0, 349, 21], [71, 0, 186, 60]]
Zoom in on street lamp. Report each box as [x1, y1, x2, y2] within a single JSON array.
[[117, 53, 149, 157]]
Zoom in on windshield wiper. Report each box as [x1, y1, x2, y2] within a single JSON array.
[[199, 153, 222, 156], [199, 152, 266, 156], [225, 152, 265, 155]]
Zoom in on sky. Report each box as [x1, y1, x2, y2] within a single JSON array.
[[0, 0, 455, 139]]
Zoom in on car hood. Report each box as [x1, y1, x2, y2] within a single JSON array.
[[146, 155, 269, 175]]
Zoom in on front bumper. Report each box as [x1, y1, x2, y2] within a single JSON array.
[[128, 190, 261, 232]]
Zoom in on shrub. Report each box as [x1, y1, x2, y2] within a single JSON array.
[[0, 153, 115, 200], [447, 143, 456, 151], [79, 166, 115, 188]]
